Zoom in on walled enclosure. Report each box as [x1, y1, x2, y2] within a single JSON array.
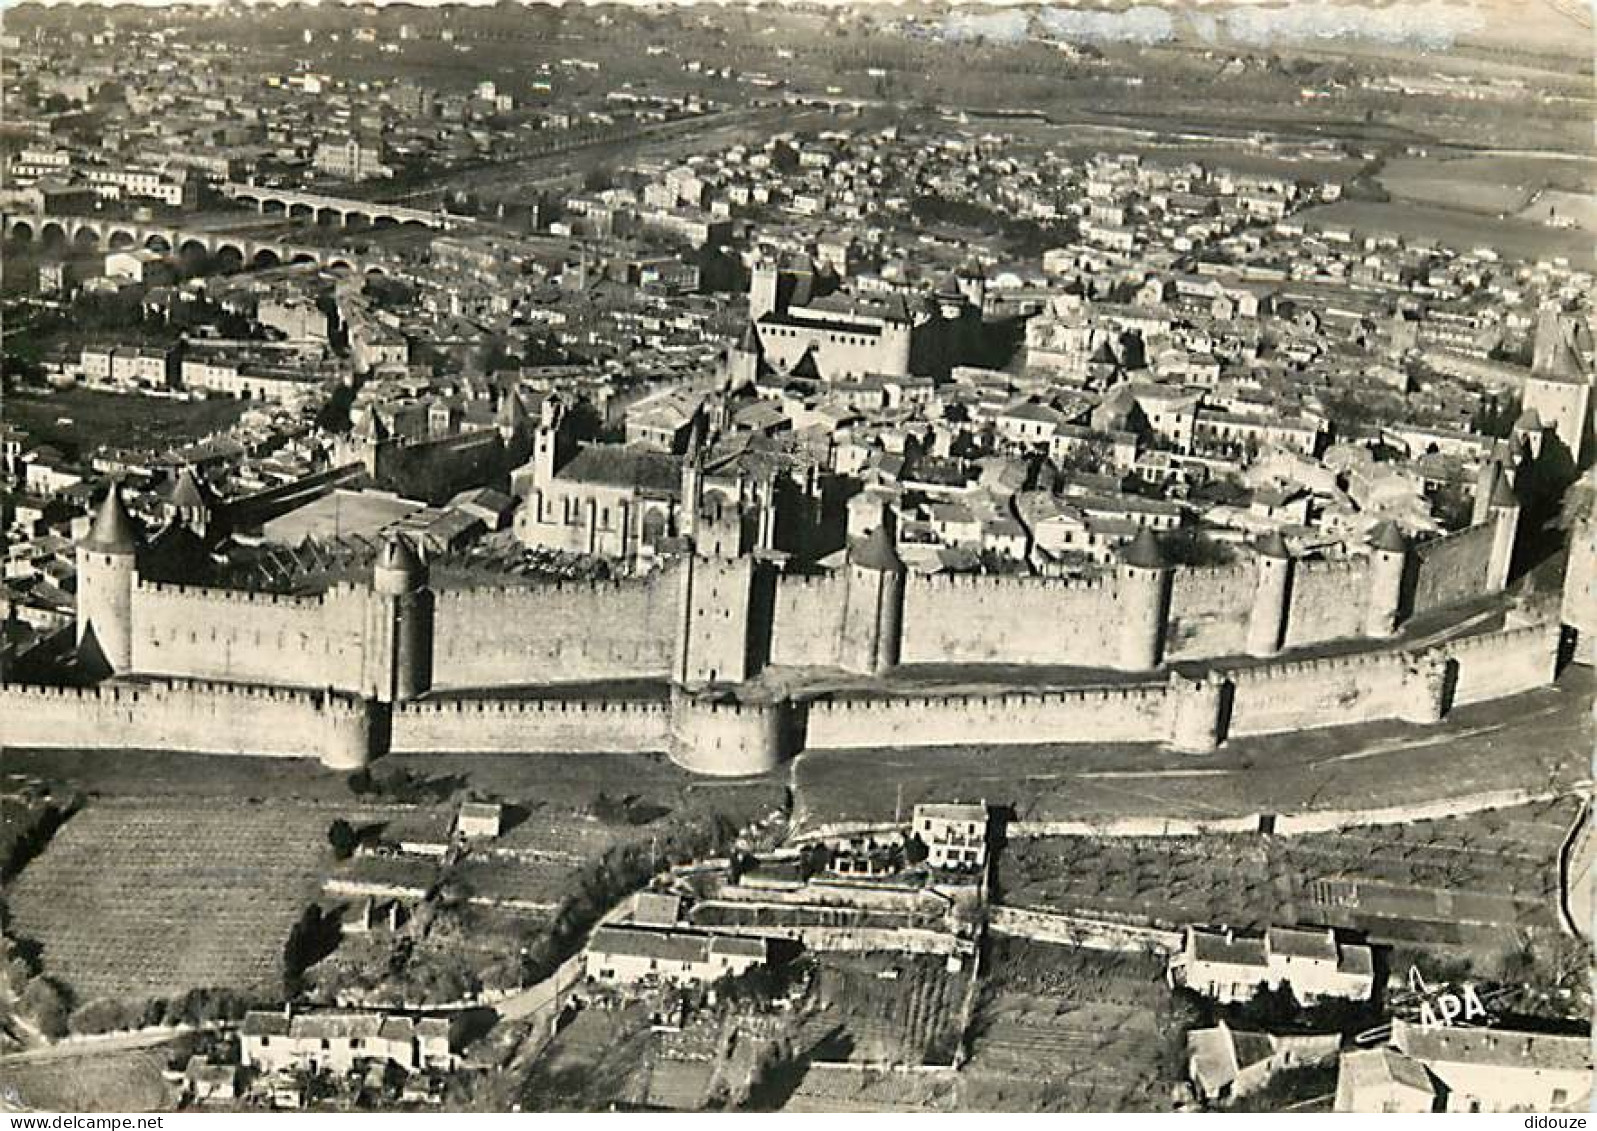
[[27, 494, 1542, 776], [3, 617, 1561, 774]]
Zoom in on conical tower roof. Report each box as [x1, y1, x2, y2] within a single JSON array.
[[850, 523, 902, 573], [1120, 527, 1166, 570], [789, 346, 823, 382], [82, 485, 139, 554], [496, 389, 529, 430], [735, 321, 762, 356], [354, 408, 390, 442], [1368, 520, 1407, 553], [1490, 475, 1520, 509], [1255, 530, 1291, 559], [1533, 312, 1588, 382], [168, 466, 213, 512], [375, 535, 423, 575]]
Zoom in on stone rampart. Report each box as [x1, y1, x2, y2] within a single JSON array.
[[0, 679, 372, 769], [1411, 524, 1495, 616], [430, 571, 680, 688], [390, 696, 671, 754]]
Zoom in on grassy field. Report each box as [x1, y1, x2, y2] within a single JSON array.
[[1376, 153, 1595, 216], [791, 668, 1592, 829], [998, 797, 1577, 962], [960, 938, 1178, 1112], [0, 1046, 179, 1113], [4, 387, 250, 461], [1299, 199, 1596, 269], [1516, 190, 1597, 233]]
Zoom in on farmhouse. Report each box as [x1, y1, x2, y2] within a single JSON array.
[[913, 802, 990, 872], [585, 924, 768, 987], [1387, 1018, 1591, 1113], [240, 1010, 457, 1075], [1186, 1021, 1339, 1103], [1167, 925, 1374, 1005]]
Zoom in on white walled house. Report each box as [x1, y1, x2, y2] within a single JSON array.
[[912, 802, 989, 872], [585, 925, 767, 987], [1167, 925, 1374, 1005]]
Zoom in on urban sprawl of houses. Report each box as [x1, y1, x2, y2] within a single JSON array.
[[0, 3, 1593, 1116]]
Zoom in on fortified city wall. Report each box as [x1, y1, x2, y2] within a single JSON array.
[[1410, 523, 1496, 615], [1282, 559, 1368, 647], [430, 572, 681, 688], [129, 581, 368, 690], [0, 618, 1564, 775], [389, 697, 672, 755], [0, 680, 372, 770], [32, 487, 1558, 777], [897, 573, 1121, 666], [1164, 562, 1260, 659]]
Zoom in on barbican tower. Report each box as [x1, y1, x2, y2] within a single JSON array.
[[75, 485, 141, 680]]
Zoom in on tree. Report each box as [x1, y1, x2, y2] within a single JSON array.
[[328, 819, 359, 860], [20, 977, 71, 1040], [283, 904, 341, 998], [69, 998, 137, 1036]]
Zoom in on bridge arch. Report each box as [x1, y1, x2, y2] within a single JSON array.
[[344, 211, 372, 230], [144, 233, 172, 253], [251, 247, 282, 269], [40, 221, 68, 246], [234, 193, 261, 211], [262, 198, 288, 218], [327, 258, 355, 272], [288, 202, 315, 222], [72, 225, 100, 250], [316, 207, 342, 227], [9, 219, 35, 242], [213, 244, 244, 272], [108, 228, 138, 250]]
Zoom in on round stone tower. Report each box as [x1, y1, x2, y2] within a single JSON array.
[[1246, 531, 1294, 657], [1116, 528, 1171, 671], [1363, 521, 1409, 638], [372, 536, 433, 702], [839, 521, 905, 676], [75, 485, 141, 679]]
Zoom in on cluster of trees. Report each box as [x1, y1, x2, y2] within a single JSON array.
[[1, 795, 77, 883], [67, 988, 254, 1037], [348, 767, 465, 805]]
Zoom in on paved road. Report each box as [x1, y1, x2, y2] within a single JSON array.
[[0, 1026, 196, 1067]]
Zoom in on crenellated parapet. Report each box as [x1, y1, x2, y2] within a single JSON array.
[[0, 678, 378, 770]]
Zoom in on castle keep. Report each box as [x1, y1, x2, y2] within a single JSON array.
[[0, 474, 1564, 776]]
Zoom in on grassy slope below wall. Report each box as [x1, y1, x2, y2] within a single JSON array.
[[791, 666, 1592, 829]]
